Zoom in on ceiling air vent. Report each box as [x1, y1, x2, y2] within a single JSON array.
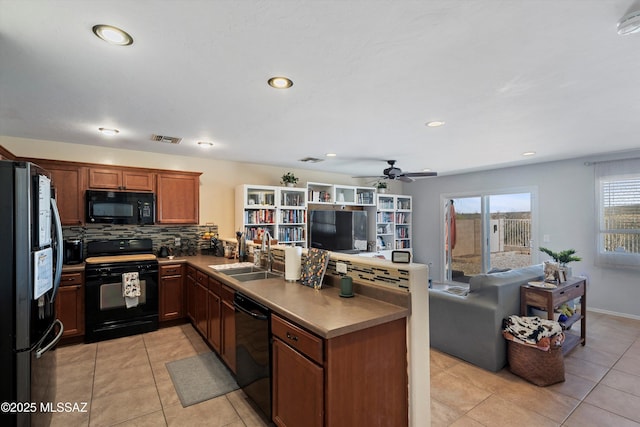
[[299, 157, 324, 163], [151, 134, 182, 144]]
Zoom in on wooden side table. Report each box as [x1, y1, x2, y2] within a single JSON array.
[[520, 277, 586, 355]]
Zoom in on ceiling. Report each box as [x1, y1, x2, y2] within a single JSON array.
[[1, 0, 639, 180]]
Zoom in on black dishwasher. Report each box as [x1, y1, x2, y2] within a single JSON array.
[[234, 292, 271, 420]]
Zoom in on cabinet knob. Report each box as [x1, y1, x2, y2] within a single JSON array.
[[286, 332, 298, 342]]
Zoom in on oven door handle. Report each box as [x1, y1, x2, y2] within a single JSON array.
[[233, 301, 267, 321]]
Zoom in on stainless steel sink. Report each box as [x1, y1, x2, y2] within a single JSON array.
[[229, 271, 283, 282], [217, 266, 265, 275]]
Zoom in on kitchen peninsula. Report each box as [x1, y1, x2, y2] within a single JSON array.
[[62, 249, 430, 426]]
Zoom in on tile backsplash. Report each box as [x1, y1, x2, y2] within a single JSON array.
[[63, 224, 219, 257]]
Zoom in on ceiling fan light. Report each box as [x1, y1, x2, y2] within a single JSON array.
[[92, 25, 133, 46], [617, 10, 640, 35]]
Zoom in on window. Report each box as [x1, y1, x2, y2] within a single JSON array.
[[443, 190, 536, 283], [595, 158, 640, 269]]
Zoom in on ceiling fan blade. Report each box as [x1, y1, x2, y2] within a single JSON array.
[[401, 171, 438, 177], [352, 175, 386, 179], [397, 176, 414, 182]]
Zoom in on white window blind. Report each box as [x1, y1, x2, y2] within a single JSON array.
[[595, 158, 640, 269]]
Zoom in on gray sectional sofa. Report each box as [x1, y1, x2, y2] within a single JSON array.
[[429, 264, 544, 372]]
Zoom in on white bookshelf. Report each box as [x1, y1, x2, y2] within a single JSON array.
[[236, 185, 307, 245], [370, 193, 412, 251]]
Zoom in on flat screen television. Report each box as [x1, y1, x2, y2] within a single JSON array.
[[309, 210, 368, 253]]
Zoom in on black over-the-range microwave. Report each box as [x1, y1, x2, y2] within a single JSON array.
[[86, 190, 155, 225]]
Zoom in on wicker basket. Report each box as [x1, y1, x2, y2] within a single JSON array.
[[507, 340, 565, 386]]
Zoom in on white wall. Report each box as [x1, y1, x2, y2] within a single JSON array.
[[406, 152, 640, 319], [0, 136, 399, 239]]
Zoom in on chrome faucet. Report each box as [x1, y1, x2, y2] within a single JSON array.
[[261, 230, 275, 272]]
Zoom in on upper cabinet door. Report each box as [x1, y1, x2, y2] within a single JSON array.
[[122, 171, 154, 191], [88, 168, 122, 190], [42, 162, 86, 225], [156, 172, 201, 224], [88, 167, 154, 191]]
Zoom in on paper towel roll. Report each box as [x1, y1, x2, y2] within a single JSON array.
[[284, 246, 302, 281]]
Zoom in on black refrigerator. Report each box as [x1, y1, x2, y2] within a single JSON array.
[[0, 160, 64, 427]]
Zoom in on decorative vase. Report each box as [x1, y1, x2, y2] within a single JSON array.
[[378, 188, 386, 193], [286, 182, 295, 187]]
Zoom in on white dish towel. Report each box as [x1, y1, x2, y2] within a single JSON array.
[[122, 272, 141, 308]]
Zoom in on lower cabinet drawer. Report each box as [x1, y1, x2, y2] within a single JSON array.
[[160, 264, 182, 277], [60, 272, 83, 286], [272, 314, 323, 365], [559, 281, 584, 301], [221, 284, 234, 302]]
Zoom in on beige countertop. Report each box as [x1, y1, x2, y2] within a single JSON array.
[[63, 254, 409, 339], [166, 255, 409, 339]]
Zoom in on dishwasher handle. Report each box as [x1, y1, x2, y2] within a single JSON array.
[[233, 301, 268, 321]]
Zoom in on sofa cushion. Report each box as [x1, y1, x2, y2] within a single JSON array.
[[469, 264, 543, 296], [443, 285, 470, 297]]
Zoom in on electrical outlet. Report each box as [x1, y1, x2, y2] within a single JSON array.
[[543, 234, 551, 243], [174, 237, 181, 247], [336, 262, 348, 274]]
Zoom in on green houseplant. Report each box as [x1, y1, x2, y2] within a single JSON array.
[[375, 181, 388, 193], [280, 172, 299, 187], [539, 247, 582, 266]]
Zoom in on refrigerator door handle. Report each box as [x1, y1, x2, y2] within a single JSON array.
[[51, 197, 63, 302], [35, 319, 64, 359]]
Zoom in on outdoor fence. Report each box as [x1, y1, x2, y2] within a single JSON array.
[[503, 218, 531, 248], [604, 214, 640, 254]]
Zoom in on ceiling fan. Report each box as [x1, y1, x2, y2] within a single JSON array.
[[355, 160, 438, 182]]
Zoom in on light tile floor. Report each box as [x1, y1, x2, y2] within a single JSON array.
[[51, 311, 640, 426], [51, 324, 271, 427], [431, 311, 640, 426]]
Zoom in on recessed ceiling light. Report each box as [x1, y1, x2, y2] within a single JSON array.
[[197, 141, 214, 147], [325, 153, 337, 157], [426, 121, 445, 127], [268, 77, 293, 89], [92, 25, 133, 46], [98, 127, 119, 136], [423, 168, 432, 172], [522, 151, 536, 157]]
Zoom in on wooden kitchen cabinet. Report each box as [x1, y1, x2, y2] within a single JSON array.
[[36, 160, 86, 225], [272, 315, 324, 427], [206, 278, 222, 353], [22, 157, 202, 226], [55, 272, 84, 338], [194, 271, 208, 337], [220, 284, 236, 373], [0, 146, 15, 160], [159, 264, 184, 322], [88, 167, 154, 192], [156, 172, 200, 224], [271, 314, 408, 427], [186, 266, 196, 323]]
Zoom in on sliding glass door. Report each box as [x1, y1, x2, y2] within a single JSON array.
[[445, 191, 534, 283]]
